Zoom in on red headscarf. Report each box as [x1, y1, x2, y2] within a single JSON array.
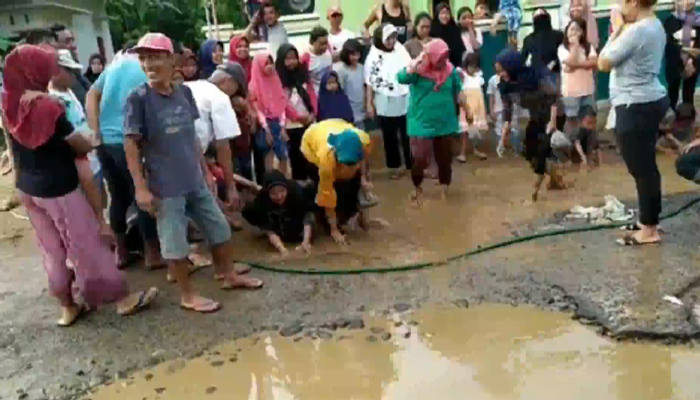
[[1, 45, 64, 149], [249, 52, 287, 119], [228, 35, 252, 83], [414, 39, 454, 91]]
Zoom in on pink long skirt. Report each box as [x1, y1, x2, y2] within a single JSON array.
[[20, 188, 128, 308]]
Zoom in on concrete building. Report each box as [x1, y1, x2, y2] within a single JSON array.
[[0, 0, 114, 65]]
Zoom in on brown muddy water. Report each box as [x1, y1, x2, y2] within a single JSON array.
[[87, 305, 700, 400], [228, 151, 699, 271]]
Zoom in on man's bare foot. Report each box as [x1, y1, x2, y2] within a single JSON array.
[[214, 263, 251, 280], [115, 236, 131, 270], [144, 241, 166, 270], [220, 272, 263, 290], [180, 295, 221, 313], [57, 304, 89, 327]]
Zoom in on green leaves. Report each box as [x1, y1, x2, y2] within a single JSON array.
[[106, 0, 204, 51]]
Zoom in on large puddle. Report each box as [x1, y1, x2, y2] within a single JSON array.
[[87, 305, 700, 400]]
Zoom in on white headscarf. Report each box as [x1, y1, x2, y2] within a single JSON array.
[[364, 24, 411, 97]]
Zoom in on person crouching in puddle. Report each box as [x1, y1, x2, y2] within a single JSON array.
[[243, 170, 316, 255], [301, 119, 379, 245], [124, 33, 263, 314]]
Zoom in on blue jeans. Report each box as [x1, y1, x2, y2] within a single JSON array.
[[255, 119, 288, 161], [156, 183, 231, 260]]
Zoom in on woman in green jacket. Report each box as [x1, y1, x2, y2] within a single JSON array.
[[397, 39, 469, 203]]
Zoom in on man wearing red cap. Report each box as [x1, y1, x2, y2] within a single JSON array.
[[327, 6, 356, 58], [124, 33, 264, 314]]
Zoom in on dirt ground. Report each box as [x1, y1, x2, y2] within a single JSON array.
[[1, 122, 700, 400]]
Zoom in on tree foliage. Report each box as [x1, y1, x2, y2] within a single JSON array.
[[106, 0, 204, 51], [106, 0, 247, 53]]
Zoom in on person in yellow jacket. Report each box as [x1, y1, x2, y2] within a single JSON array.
[[301, 119, 374, 244]]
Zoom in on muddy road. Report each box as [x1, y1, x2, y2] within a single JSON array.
[[1, 145, 699, 400]]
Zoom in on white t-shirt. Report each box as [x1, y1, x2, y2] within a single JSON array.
[[461, 29, 484, 55], [461, 69, 485, 90], [184, 80, 240, 151], [486, 75, 503, 114], [303, 50, 333, 96], [329, 29, 356, 54]]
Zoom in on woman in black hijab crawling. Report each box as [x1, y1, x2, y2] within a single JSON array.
[[430, 3, 467, 68], [242, 171, 316, 256]]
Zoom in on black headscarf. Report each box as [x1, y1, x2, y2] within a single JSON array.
[[242, 171, 315, 242], [199, 39, 223, 79], [275, 43, 314, 116], [429, 3, 466, 68], [664, 15, 685, 81], [521, 10, 564, 73], [83, 53, 105, 84]]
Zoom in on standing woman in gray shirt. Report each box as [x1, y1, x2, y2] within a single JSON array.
[[598, 0, 669, 246]]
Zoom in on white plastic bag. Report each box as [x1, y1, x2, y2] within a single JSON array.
[[550, 130, 571, 150], [605, 106, 616, 130]]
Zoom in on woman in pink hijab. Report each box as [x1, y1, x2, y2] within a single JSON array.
[[2, 45, 157, 326], [397, 39, 467, 204], [249, 52, 290, 175]]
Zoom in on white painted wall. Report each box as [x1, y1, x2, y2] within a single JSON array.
[[0, 1, 115, 67]]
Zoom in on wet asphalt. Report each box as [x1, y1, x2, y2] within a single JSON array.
[[1, 187, 700, 399]]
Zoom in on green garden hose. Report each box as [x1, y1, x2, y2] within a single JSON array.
[[240, 196, 700, 275]]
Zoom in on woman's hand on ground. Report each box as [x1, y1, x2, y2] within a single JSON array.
[[268, 233, 289, 256], [296, 241, 312, 254], [135, 188, 159, 216], [330, 228, 346, 245]]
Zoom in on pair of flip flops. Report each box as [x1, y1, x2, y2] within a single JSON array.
[[58, 287, 158, 326]]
